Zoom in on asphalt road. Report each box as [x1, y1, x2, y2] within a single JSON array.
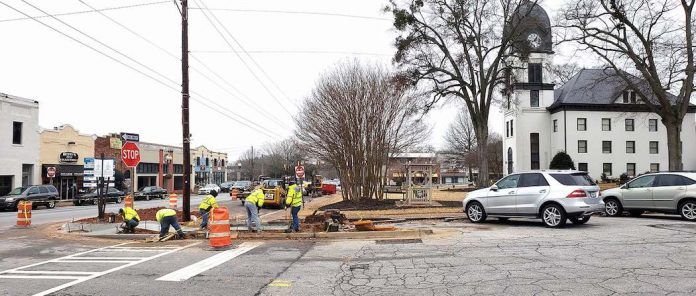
[[2, 214, 696, 295]]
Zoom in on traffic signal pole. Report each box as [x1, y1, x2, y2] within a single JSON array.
[[180, 0, 191, 221]]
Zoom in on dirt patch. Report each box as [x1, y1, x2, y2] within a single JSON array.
[[74, 207, 204, 223], [318, 199, 461, 211]]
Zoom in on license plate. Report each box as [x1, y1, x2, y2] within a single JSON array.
[[264, 193, 274, 200]]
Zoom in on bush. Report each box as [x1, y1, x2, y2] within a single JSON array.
[[549, 151, 576, 170], [619, 173, 629, 185]]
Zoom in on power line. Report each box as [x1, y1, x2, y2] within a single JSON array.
[[193, 0, 296, 116], [76, 0, 291, 131], [1, 0, 281, 140], [0, 1, 169, 22], [190, 49, 392, 56], [189, 7, 391, 21]]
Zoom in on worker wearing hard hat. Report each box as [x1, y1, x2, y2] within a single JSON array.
[[245, 185, 265, 232], [156, 208, 185, 239], [119, 207, 140, 233], [284, 181, 303, 233], [198, 190, 219, 230]]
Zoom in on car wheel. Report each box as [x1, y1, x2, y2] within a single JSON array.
[[91, 199, 97, 205], [604, 198, 623, 217], [628, 210, 644, 217], [47, 199, 56, 209], [542, 204, 567, 228], [116, 196, 123, 204], [73, 200, 80, 206], [570, 215, 591, 225], [466, 201, 487, 223], [679, 200, 696, 221]]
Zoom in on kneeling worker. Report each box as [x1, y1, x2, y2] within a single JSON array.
[[119, 207, 140, 233], [245, 186, 265, 232], [285, 181, 303, 233], [156, 208, 185, 239], [199, 190, 219, 230]]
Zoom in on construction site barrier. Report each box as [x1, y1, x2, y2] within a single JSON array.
[[124, 195, 134, 209], [231, 189, 238, 201], [16, 201, 32, 227], [208, 207, 231, 249], [169, 193, 178, 209]]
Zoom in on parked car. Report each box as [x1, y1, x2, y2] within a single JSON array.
[[0, 185, 59, 210], [601, 172, 696, 221], [230, 181, 253, 204], [462, 170, 603, 227], [74, 187, 125, 205], [219, 182, 235, 193], [198, 184, 221, 195], [134, 186, 167, 201]]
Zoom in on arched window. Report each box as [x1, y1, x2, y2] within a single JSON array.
[[205, 157, 209, 166], [221, 159, 225, 167], [196, 157, 200, 165], [213, 159, 218, 167], [507, 147, 513, 174]]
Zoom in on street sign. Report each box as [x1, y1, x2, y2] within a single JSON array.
[[120, 132, 140, 142], [295, 165, 305, 179], [47, 167, 56, 178], [121, 141, 141, 168]]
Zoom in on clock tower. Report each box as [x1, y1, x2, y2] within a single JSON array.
[[502, 2, 555, 175]]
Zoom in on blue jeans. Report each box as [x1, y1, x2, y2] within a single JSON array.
[[200, 210, 210, 228], [291, 206, 301, 231], [160, 216, 184, 237], [245, 202, 261, 231], [124, 219, 139, 233]]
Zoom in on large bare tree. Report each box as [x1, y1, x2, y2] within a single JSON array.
[[297, 62, 426, 202], [388, 0, 537, 187], [444, 109, 477, 179], [558, 0, 696, 171]]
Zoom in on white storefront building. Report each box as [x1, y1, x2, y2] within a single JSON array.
[[503, 4, 696, 180], [0, 93, 41, 195]]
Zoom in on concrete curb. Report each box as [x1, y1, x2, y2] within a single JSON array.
[[82, 229, 434, 240]]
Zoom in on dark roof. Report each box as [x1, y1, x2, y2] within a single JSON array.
[[548, 68, 687, 112], [506, 1, 553, 53]]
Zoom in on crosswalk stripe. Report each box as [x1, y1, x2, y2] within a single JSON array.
[[156, 242, 262, 282]]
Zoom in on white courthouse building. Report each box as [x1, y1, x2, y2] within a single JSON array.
[[503, 4, 696, 180], [0, 93, 41, 196]]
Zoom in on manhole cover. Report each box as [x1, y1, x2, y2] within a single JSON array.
[[375, 239, 423, 244]]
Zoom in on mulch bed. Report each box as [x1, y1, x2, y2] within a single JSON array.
[[74, 207, 203, 223], [318, 199, 462, 211]]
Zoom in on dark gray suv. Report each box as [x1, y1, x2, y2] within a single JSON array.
[[0, 185, 60, 210]]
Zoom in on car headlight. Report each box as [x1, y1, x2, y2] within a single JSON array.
[[5, 197, 15, 202]]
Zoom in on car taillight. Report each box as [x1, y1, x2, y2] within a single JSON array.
[[567, 189, 587, 198]]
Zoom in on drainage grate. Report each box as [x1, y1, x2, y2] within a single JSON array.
[[349, 264, 369, 270], [375, 239, 423, 244]]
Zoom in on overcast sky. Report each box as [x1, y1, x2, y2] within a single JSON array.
[[1, 0, 569, 160]]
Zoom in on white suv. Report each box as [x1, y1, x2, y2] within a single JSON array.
[[462, 171, 604, 227]]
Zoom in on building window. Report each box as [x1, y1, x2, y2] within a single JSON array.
[[649, 141, 659, 154], [602, 141, 612, 153], [530, 90, 539, 107], [602, 118, 611, 131], [578, 140, 587, 153], [622, 90, 637, 103], [577, 118, 586, 131], [650, 163, 660, 172], [553, 119, 558, 132], [622, 91, 629, 103], [649, 119, 658, 132], [626, 141, 635, 153], [625, 119, 634, 131], [506, 95, 511, 109], [12, 121, 22, 145], [205, 157, 209, 166], [530, 133, 540, 170], [528, 63, 542, 83], [507, 147, 513, 174], [603, 163, 613, 176], [627, 163, 636, 177], [510, 120, 514, 137], [578, 162, 588, 172], [506, 121, 509, 138]]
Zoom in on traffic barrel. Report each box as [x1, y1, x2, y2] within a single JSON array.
[[16, 201, 32, 227], [169, 193, 178, 209], [125, 195, 134, 209], [231, 189, 238, 201], [208, 207, 231, 249]]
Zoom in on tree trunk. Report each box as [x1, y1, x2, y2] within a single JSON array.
[[665, 120, 683, 171], [476, 126, 489, 188]]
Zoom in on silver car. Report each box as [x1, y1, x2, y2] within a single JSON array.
[[601, 172, 696, 221], [462, 171, 604, 227]]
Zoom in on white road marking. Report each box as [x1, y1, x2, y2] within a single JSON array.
[[156, 242, 262, 282], [8, 271, 97, 275]]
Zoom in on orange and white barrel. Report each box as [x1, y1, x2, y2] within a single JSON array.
[[16, 201, 32, 227], [169, 193, 178, 209], [208, 207, 231, 249]]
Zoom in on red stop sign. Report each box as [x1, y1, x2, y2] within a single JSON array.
[[121, 141, 141, 168], [295, 165, 305, 179]]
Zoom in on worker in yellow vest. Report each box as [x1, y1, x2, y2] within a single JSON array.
[[245, 186, 265, 232], [119, 207, 140, 233], [198, 190, 219, 230], [156, 208, 185, 239], [284, 181, 303, 233]]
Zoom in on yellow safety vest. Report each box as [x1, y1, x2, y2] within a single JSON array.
[[246, 189, 265, 207], [122, 207, 140, 221], [198, 195, 218, 211], [285, 185, 303, 207], [156, 208, 177, 222]]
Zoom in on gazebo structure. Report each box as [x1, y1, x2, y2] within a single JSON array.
[[402, 162, 434, 205]]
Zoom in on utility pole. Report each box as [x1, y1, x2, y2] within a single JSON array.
[[180, 0, 191, 221], [250, 146, 254, 182]]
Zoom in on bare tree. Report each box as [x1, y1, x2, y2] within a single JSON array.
[[444, 109, 477, 179], [297, 62, 426, 202], [487, 133, 503, 180], [558, 0, 696, 171], [545, 62, 581, 85], [388, 0, 538, 187]]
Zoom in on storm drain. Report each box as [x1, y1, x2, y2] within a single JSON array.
[[375, 239, 423, 244], [349, 264, 369, 270]]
